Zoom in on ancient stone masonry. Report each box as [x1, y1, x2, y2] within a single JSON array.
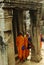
[[30, 7, 42, 62], [0, 1, 42, 10], [0, 36, 8, 65], [0, 0, 42, 64], [0, 7, 15, 65]]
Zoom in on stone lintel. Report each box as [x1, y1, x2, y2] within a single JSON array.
[[0, 1, 42, 10]]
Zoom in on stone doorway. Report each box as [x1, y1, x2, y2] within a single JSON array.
[[0, 1, 42, 65], [12, 6, 42, 63]]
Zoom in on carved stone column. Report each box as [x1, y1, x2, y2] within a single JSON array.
[[5, 9, 15, 65], [0, 8, 15, 65], [30, 8, 42, 62]]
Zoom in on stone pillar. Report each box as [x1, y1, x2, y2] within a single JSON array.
[[0, 8, 5, 41], [4, 9, 15, 65], [30, 8, 42, 62], [18, 9, 24, 33], [0, 8, 15, 65], [12, 9, 19, 54], [1, 45, 8, 65], [7, 33, 15, 65], [0, 8, 8, 65], [0, 45, 3, 65]]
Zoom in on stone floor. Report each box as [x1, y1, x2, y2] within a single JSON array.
[[16, 42, 44, 65]]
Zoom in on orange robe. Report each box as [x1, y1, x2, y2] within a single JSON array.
[[16, 35, 24, 60], [24, 36, 29, 59]]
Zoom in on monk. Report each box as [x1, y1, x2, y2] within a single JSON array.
[[16, 32, 25, 61], [24, 34, 29, 59], [24, 32, 34, 60]]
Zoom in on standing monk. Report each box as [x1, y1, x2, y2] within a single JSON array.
[[16, 32, 24, 61], [24, 34, 29, 59]]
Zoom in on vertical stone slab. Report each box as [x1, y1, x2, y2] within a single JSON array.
[[1, 46, 8, 65], [4, 9, 15, 65], [0, 46, 2, 65], [0, 8, 15, 65], [0, 8, 8, 65], [0, 8, 5, 40], [8, 34, 15, 65], [18, 9, 24, 32], [30, 8, 42, 62]]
